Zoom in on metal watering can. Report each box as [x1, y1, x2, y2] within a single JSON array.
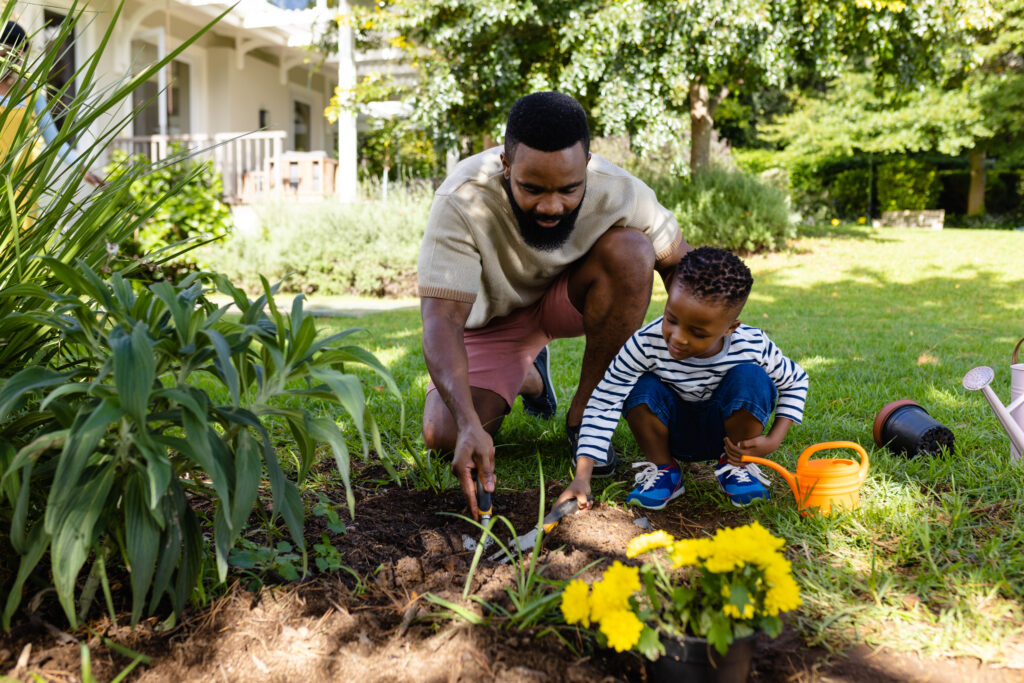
[[742, 441, 869, 516], [961, 336, 1024, 462]]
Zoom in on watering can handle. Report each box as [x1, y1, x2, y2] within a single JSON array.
[[797, 440, 869, 476], [1013, 336, 1024, 365]]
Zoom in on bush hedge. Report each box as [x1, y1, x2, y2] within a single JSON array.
[[201, 185, 433, 297], [646, 166, 796, 252]]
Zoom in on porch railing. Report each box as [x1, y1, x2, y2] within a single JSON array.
[[110, 130, 288, 203]]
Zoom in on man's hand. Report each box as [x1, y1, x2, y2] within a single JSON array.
[[452, 423, 496, 520], [554, 458, 595, 510], [723, 434, 781, 466]]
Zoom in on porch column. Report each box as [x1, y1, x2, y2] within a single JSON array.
[[335, 0, 357, 202]]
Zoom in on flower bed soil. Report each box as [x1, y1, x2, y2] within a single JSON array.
[[2, 475, 1021, 682]]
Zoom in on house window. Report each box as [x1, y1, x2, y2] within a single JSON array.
[[259, 108, 269, 130], [130, 40, 192, 136], [42, 11, 75, 133], [293, 100, 310, 152]]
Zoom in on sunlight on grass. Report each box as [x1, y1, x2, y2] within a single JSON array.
[[315, 225, 1024, 662]]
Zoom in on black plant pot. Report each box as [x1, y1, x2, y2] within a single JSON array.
[[646, 633, 756, 683], [873, 399, 955, 456]]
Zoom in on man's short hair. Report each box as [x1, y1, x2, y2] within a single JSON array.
[[504, 91, 590, 162], [674, 246, 753, 310], [1, 22, 29, 51]]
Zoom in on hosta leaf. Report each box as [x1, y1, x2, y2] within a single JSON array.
[[2, 524, 51, 631], [201, 328, 239, 406], [51, 463, 117, 627], [305, 416, 355, 518], [46, 399, 123, 534], [125, 475, 160, 625], [306, 367, 367, 444], [111, 323, 156, 423], [151, 280, 192, 348], [230, 431, 261, 537], [148, 489, 183, 613]]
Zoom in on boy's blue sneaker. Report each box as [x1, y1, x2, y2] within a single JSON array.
[[715, 457, 770, 507], [627, 462, 685, 510], [522, 346, 556, 419], [566, 424, 618, 478]]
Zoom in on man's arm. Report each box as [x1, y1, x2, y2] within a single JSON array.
[[421, 296, 495, 518], [654, 233, 692, 290]]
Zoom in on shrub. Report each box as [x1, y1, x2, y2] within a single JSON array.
[[0, 264, 399, 629], [647, 167, 795, 252], [876, 158, 940, 212], [830, 167, 872, 219], [201, 185, 432, 297], [103, 146, 233, 278]]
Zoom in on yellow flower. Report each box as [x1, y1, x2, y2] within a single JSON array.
[[626, 530, 675, 558], [831, 218, 840, 226], [669, 537, 713, 568], [858, 216, 867, 224], [599, 609, 644, 652], [723, 602, 756, 620], [589, 562, 639, 622], [560, 579, 591, 627], [603, 561, 641, 595]]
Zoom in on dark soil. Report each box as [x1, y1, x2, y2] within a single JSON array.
[[3, 477, 1022, 682]]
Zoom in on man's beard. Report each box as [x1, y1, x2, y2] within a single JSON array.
[[504, 182, 585, 251]]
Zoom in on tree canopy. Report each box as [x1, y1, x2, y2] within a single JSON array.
[[356, 0, 997, 174]]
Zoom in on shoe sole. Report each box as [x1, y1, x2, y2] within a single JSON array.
[[628, 484, 685, 511]]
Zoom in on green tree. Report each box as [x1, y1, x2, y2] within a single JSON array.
[[766, 0, 1022, 215], [361, 0, 993, 175]]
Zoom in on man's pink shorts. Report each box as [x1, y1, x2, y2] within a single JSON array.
[[426, 272, 585, 410]]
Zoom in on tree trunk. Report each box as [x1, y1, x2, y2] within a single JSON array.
[[689, 81, 729, 176], [967, 147, 986, 216]]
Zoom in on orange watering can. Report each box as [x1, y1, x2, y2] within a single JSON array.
[[742, 441, 869, 516]]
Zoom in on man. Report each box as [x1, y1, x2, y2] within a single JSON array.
[[418, 91, 690, 518]]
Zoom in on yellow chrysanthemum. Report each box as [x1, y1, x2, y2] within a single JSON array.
[[560, 579, 591, 626], [765, 574, 802, 615], [669, 537, 714, 568], [599, 608, 644, 652], [603, 561, 641, 595], [626, 530, 675, 558], [589, 562, 639, 621]]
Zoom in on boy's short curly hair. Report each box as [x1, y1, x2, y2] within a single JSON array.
[[504, 91, 590, 162], [674, 246, 753, 310]]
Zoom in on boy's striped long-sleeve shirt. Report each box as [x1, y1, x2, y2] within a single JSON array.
[[576, 319, 809, 464]]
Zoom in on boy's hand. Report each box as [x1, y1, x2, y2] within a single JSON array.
[[723, 434, 782, 466], [555, 458, 595, 510]]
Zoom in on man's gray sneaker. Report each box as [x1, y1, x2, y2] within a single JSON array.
[[522, 346, 557, 419]]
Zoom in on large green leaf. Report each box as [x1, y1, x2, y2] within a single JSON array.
[[50, 463, 117, 627], [45, 399, 123, 534], [124, 474, 160, 625], [2, 525, 51, 631], [111, 322, 156, 424]]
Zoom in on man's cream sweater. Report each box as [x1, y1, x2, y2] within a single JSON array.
[[417, 147, 682, 329]]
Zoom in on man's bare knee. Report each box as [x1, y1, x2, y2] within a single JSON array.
[[592, 227, 656, 280]]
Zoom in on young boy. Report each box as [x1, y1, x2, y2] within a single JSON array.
[[557, 246, 808, 510]]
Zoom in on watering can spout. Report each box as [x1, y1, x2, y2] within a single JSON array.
[[740, 455, 798, 499]]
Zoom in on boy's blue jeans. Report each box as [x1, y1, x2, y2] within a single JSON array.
[[622, 364, 778, 463]]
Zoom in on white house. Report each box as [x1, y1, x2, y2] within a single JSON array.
[[8, 0, 406, 202]]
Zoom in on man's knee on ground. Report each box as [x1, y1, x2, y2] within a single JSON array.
[[591, 227, 656, 282], [421, 417, 453, 452]]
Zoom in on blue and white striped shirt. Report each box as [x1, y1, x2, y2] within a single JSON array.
[[577, 319, 809, 464]]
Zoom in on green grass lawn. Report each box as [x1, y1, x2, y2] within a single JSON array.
[[319, 225, 1024, 661]]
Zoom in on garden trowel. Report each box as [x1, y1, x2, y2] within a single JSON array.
[[487, 498, 582, 563]]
